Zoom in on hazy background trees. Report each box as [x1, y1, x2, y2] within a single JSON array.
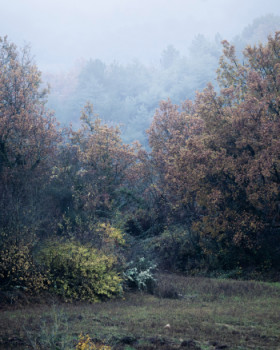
[[45, 15, 280, 145]]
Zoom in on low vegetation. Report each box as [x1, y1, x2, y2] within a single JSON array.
[[0, 274, 279, 349], [38, 240, 123, 302]]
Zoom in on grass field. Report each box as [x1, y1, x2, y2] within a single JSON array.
[[0, 274, 279, 350]]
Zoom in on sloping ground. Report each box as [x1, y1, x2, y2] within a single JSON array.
[[0, 274, 279, 350]]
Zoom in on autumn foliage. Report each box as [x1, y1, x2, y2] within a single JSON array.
[[1, 33, 280, 299], [0, 36, 60, 242], [148, 32, 280, 272]]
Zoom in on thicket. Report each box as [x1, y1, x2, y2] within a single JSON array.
[[1, 31, 280, 300], [147, 32, 280, 274], [39, 241, 122, 302]]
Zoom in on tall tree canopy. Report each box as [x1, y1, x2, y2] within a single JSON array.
[[148, 32, 280, 270], [0, 36, 60, 238]]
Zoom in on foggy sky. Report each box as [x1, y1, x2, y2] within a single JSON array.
[[1, 0, 280, 72]]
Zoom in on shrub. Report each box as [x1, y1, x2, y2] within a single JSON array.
[[0, 242, 48, 294], [95, 222, 125, 255], [123, 257, 156, 293], [148, 226, 203, 272], [76, 334, 111, 350], [39, 240, 123, 302]]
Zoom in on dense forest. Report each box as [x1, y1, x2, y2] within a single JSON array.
[[1, 19, 280, 304]]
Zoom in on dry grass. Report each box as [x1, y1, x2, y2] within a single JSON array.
[[0, 274, 279, 350]]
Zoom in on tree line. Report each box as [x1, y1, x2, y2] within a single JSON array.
[[1, 30, 280, 301]]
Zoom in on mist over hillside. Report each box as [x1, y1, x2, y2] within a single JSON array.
[[1, 0, 280, 71], [2, 0, 280, 144], [44, 14, 280, 144]]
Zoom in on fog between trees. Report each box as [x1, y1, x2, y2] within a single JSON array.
[[45, 15, 280, 145]]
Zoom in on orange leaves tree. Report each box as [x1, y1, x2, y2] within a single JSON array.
[[53, 103, 141, 243], [147, 99, 204, 228], [0, 37, 60, 292], [0, 36, 60, 241], [148, 32, 280, 271]]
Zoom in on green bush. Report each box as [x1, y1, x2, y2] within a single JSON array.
[[39, 241, 123, 302], [148, 226, 203, 272], [123, 257, 156, 293], [0, 242, 48, 294]]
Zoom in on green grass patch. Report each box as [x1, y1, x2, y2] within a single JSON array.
[[0, 274, 279, 349]]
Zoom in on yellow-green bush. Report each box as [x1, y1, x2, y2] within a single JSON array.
[[39, 241, 123, 302], [0, 242, 48, 293], [76, 334, 111, 350]]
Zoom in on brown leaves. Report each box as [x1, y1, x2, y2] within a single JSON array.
[[68, 103, 139, 218], [0, 37, 60, 176], [148, 32, 280, 266]]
